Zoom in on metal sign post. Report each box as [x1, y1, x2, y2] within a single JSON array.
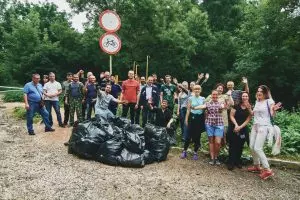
[[109, 55, 112, 74], [146, 55, 150, 79]]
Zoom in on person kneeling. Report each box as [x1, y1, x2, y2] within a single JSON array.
[[95, 84, 126, 120], [149, 100, 177, 145]]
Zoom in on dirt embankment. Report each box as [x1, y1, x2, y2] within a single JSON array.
[[0, 103, 299, 200]]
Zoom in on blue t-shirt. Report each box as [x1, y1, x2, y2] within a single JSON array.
[[70, 82, 80, 98], [86, 83, 97, 100], [111, 83, 122, 98], [23, 82, 43, 102], [189, 96, 205, 115]]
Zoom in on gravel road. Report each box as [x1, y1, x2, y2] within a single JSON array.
[[0, 103, 299, 200]]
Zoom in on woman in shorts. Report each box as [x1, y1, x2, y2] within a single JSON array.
[[193, 90, 225, 165]]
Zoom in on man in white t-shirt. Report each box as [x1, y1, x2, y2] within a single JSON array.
[[43, 72, 64, 127]]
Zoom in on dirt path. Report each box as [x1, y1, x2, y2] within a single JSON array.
[[0, 103, 299, 200]]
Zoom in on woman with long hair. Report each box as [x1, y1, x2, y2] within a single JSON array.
[[227, 92, 252, 170], [247, 85, 281, 180]]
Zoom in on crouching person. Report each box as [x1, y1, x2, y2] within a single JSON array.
[[149, 100, 177, 145], [95, 84, 126, 120]]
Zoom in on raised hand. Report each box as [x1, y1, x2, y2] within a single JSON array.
[[173, 78, 178, 84], [198, 73, 204, 80], [100, 72, 105, 79], [274, 102, 282, 111], [204, 73, 209, 81]]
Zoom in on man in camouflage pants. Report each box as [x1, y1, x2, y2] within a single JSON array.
[[65, 74, 84, 126]]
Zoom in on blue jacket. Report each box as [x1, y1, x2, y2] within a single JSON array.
[[139, 85, 159, 107]]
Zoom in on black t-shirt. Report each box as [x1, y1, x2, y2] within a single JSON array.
[[152, 108, 172, 127], [229, 105, 251, 134], [153, 82, 161, 93]]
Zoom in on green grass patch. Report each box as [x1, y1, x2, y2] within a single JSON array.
[[13, 106, 41, 123], [3, 91, 23, 102]]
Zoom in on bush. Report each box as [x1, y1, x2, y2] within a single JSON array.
[[13, 106, 41, 123], [273, 110, 300, 156], [3, 91, 23, 102]]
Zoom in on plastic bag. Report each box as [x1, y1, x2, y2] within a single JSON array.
[[143, 150, 155, 164], [144, 124, 170, 162], [112, 117, 131, 128], [68, 117, 171, 167], [123, 131, 144, 154], [68, 120, 114, 159], [96, 137, 124, 166], [148, 136, 170, 162], [118, 148, 145, 168], [122, 124, 145, 154]]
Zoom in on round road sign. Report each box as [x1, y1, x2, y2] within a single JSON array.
[[99, 33, 121, 55], [99, 10, 121, 32]]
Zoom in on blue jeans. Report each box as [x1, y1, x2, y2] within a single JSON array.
[[26, 101, 52, 132], [45, 100, 62, 126], [179, 107, 188, 141], [85, 100, 96, 120]]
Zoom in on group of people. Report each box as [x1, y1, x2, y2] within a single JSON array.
[[23, 69, 282, 180]]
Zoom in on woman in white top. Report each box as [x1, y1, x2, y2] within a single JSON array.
[[248, 85, 281, 180]]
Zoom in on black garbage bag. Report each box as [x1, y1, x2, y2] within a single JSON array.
[[118, 148, 145, 168], [123, 124, 145, 154], [96, 137, 124, 166], [143, 150, 155, 164], [144, 124, 170, 162], [112, 117, 131, 128], [148, 136, 170, 162], [68, 115, 171, 167], [144, 123, 164, 139], [68, 120, 114, 159]]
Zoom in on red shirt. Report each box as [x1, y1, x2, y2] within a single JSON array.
[[122, 79, 140, 103]]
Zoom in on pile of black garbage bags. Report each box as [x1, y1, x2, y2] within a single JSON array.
[[68, 117, 171, 168]]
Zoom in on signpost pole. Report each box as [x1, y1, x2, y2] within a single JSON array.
[[146, 55, 150, 79], [133, 61, 136, 71], [109, 55, 113, 74]]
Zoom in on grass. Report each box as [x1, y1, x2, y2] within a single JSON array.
[[13, 106, 41, 124], [3, 91, 23, 102]]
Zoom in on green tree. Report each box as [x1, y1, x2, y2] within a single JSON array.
[[235, 0, 300, 107]]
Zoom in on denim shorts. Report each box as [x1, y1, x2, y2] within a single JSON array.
[[205, 124, 224, 137]]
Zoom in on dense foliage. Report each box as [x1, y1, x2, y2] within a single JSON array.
[[0, 0, 299, 108], [274, 110, 300, 156]]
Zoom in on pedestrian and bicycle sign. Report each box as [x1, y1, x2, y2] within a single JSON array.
[[99, 33, 121, 55]]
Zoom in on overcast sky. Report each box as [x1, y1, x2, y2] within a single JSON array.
[[19, 0, 87, 32]]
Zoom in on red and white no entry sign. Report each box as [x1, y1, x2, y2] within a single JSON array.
[[99, 33, 121, 55], [99, 10, 121, 32]]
